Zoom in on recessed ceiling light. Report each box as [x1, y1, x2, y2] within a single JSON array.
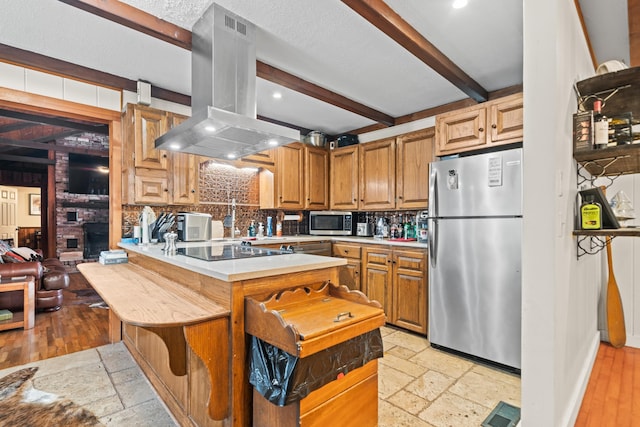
[[272, 92, 282, 99], [452, 0, 468, 8]]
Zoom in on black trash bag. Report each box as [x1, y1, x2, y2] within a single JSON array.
[[248, 329, 383, 406]]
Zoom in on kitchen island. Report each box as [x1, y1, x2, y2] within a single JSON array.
[[78, 241, 347, 427]]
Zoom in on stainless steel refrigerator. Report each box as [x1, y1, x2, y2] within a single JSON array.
[[428, 147, 522, 370]]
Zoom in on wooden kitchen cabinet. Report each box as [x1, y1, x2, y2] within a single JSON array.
[[260, 142, 329, 210], [396, 128, 434, 209], [332, 242, 362, 291], [122, 104, 199, 205], [435, 92, 523, 156], [359, 138, 396, 210], [363, 245, 428, 335], [391, 249, 428, 334], [330, 145, 359, 210], [330, 128, 433, 211]]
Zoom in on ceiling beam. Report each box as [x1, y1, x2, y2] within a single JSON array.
[[0, 154, 55, 165], [630, 0, 640, 67], [58, 0, 396, 126], [341, 0, 488, 103], [0, 44, 191, 106], [58, 0, 192, 50], [0, 136, 108, 156], [0, 122, 35, 134], [0, 109, 109, 134], [257, 61, 394, 126]]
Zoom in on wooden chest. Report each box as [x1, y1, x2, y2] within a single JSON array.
[[245, 282, 385, 427]]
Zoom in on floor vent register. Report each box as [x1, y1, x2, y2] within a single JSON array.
[[481, 401, 521, 427]]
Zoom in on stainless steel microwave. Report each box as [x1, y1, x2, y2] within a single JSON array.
[[309, 211, 353, 235]]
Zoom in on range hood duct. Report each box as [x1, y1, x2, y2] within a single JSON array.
[[155, 3, 300, 159]]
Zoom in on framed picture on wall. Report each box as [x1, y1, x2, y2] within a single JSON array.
[[29, 193, 41, 215]]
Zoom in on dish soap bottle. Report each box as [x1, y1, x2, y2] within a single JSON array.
[[248, 220, 256, 237], [581, 196, 602, 229]]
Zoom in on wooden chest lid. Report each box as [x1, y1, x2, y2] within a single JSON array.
[[245, 282, 385, 357]]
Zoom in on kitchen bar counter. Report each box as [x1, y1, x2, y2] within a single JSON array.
[[89, 240, 346, 427], [118, 241, 346, 281]]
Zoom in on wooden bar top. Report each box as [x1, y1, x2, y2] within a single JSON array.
[[77, 262, 229, 327]]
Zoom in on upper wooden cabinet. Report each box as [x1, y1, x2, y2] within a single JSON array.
[[260, 142, 329, 210], [122, 104, 199, 205], [330, 145, 359, 210], [435, 93, 523, 156], [359, 138, 396, 210], [396, 128, 434, 209], [330, 128, 433, 211]]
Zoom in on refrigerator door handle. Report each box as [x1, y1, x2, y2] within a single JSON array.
[[429, 218, 437, 268], [429, 166, 438, 218], [428, 167, 437, 268]]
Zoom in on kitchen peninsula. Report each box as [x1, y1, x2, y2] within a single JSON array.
[[78, 241, 350, 427]]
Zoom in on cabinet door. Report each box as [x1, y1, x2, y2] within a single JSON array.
[[133, 106, 169, 170], [330, 145, 359, 210], [168, 114, 199, 205], [363, 247, 392, 314], [396, 128, 434, 209], [133, 170, 169, 204], [275, 143, 305, 209], [435, 106, 486, 156], [305, 145, 329, 210], [338, 259, 361, 292], [391, 249, 427, 334], [359, 138, 396, 210], [171, 153, 198, 204], [489, 93, 523, 145]]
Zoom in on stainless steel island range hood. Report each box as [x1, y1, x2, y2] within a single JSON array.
[[155, 3, 300, 159]]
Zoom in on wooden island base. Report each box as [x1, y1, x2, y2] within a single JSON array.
[[78, 253, 353, 427]]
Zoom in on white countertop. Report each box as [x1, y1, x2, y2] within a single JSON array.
[[118, 241, 346, 282], [239, 235, 429, 249]]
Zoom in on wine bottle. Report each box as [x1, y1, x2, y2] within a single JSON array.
[[593, 99, 609, 149]]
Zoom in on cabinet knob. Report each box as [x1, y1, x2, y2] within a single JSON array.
[[162, 154, 167, 158], [492, 124, 497, 129], [344, 250, 349, 254], [479, 127, 484, 132], [398, 196, 403, 199], [190, 189, 196, 193], [164, 188, 169, 192]]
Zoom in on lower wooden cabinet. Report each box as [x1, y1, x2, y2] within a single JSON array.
[[362, 245, 428, 335], [332, 243, 362, 291]]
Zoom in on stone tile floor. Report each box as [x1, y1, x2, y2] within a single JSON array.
[[0, 326, 520, 426]]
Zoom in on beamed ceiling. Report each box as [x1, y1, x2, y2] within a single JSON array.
[[0, 0, 637, 166]]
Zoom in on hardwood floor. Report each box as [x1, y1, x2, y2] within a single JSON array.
[[0, 271, 109, 370], [575, 343, 640, 427], [1, 272, 638, 424]]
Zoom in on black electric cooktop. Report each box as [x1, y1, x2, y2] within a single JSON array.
[[177, 244, 284, 262]]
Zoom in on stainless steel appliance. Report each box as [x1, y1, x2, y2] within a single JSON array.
[[178, 243, 283, 261], [356, 222, 374, 237], [176, 212, 212, 241], [428, 147, 522, 370], [309, 211, 353, 236], [155, 3, 299, 159]]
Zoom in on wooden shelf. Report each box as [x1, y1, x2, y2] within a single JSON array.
[[0, 311, 25, 331], [573, 228, 640, 237], [574, 144, 640, 177]]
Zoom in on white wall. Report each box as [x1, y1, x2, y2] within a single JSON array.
[[17, 187, 40, 227], [522, 0, 601, 426]]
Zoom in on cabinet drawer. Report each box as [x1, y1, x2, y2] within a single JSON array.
[[394, 250, 427, 272], [332, 243, 361, 259], [364, 248, 391, 267]]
